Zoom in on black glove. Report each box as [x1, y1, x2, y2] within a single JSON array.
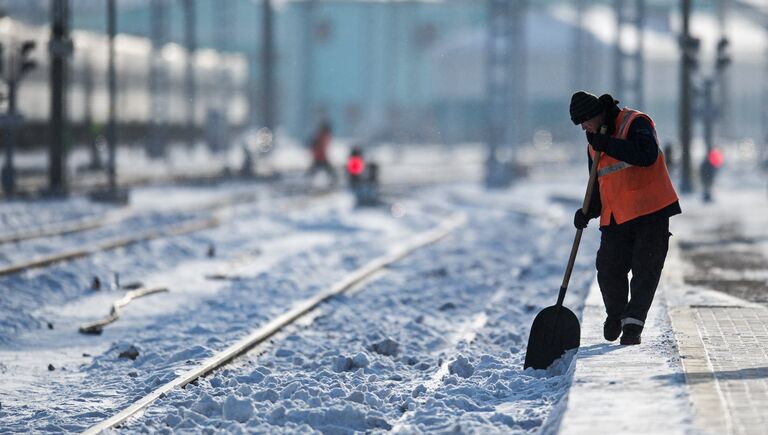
[[573, 208, 590, 230], [586, 131, 611, 152]]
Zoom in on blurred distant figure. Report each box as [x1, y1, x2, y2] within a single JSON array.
[[240, 144, 254, 177], [700, 147, 724, 203], [359, 162, 381, 206], [345, 146, 380, 206], [306, 122, 337, 185], [87, 123, 104, 170]]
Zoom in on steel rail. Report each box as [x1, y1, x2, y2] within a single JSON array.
[[2, 156, 478, 245], [0, 211, 128, 245], [81, 212, 466, 435], [0, 191, 333, 278], [0, 169, 473, 279], [0, 191, 259, 246], [0, 216, 221, 277]]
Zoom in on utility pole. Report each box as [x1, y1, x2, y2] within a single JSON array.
[[300, 0, 317, 140], [182, 0, 197, 149], [83, 58, 102, 170], [388, 1, 401, 146], [1, 37, 38, 196], [701, 78, 716, 157], [762, 12, 768, 172], [613, 0, 645, 109], [572, 0, 588, 91], [107, 0, 117, 191], [509, 0, 526, 151], [485, 0, 513, 187], [679, 0, 696, 193], [1, 54, 20, 196], [408, 2, 419, 141], [1, 50, 16, 195], [89, 0, 128, 203], [716, 0, 732, 139], [362, 3, 376, 140], [486, 0, 525, 187], [614, 0, 624, 100], [147, 0, 168, 158], [262, 0, 275, 136], [209, 0, 234, 153], [49, 0, 72, 195]]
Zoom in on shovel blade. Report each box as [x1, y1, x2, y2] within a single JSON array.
[[524, 305, 580, 370]]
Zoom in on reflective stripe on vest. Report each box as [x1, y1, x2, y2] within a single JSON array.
[[616, 111, 635, 138], [596, 110, 661, 178], [598, 161, 633, 178], [619, 110, 660, 146]]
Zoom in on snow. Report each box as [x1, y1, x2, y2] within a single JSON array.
[[4, 137, 764, 433], [370, 337, 400, 356], [96, 175, 596, 434], [0, 146, 595, 433], [559, 278, 696, 434], [447, 355, 475, 379], [222, 395, 255, 423], [551, 3, 767, 61]]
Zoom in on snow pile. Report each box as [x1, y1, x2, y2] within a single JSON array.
[[370, 337, 399, 356], [0, 180, 442, 432], [448, 355, 475, 379], [121, 183, 596, 433]]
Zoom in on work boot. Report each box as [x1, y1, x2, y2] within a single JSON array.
[[620, 324, 643, 345], [603, 317, 621, 342]]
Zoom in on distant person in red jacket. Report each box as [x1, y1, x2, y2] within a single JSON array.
[[306, 122, 338, 185]]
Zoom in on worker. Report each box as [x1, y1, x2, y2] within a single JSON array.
[[569, 91, 681, 345], [306, 121, 338, 186], [700, 147, 724, 202]]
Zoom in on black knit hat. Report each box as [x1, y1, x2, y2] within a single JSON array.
[[569, 91, 603, 125]]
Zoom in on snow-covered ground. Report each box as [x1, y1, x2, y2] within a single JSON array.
[[561, 160, 768, 435], [669, 163, 768, 308], [7, 141, 763, 434], [0, 145, 603, 433], [117, 182, 596, 434]]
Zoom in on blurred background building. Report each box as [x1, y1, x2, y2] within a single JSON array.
[[0, 0, 766, 187]]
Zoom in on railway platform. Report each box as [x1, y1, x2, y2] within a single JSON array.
[[561, 177, 768, 435]]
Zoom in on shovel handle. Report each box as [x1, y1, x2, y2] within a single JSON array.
[[556, 150, 602, 307]]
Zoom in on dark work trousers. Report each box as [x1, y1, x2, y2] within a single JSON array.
[[596, 216, 671, 324], [306, 160, 338, 183]]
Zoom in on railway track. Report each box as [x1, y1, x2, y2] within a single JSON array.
[[0, 162, 485, 278], [0, 150, 483, 246], [0, 182, 270, 246], [0, 215, 221, 277], [81, 212, 466, 434], [0, 187, 333, 277], [0, 155, 603, 433]]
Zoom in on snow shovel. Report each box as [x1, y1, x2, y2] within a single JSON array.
[[524, 149, 602, 370]]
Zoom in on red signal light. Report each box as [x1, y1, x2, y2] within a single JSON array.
[[347, 156, 365, 176], [708, 148, 724, 168]]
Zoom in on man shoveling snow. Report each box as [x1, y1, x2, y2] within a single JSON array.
[[569, 91, 681, 345]]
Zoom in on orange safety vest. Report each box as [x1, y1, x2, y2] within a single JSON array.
[[311, 132, 331, 162], [588, 108, 678, 226]]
